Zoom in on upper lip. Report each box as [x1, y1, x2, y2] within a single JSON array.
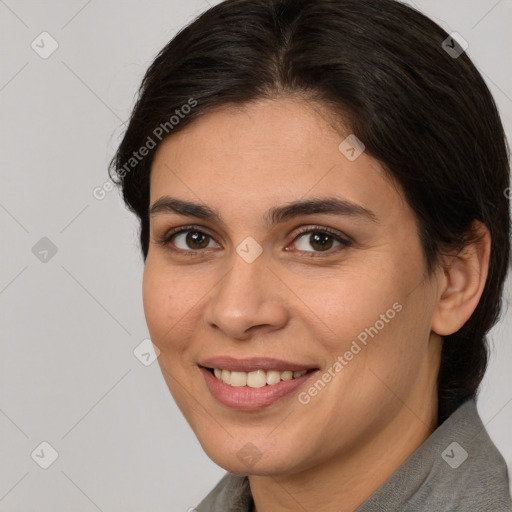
[[199, 356, 318, 373]]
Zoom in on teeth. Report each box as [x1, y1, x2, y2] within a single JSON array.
[[213, 368, 308, 387], [247, 370, 266, 388], [221, 369, 231, 385], [266, 370, 281, 385], [230, 371, 247, 387]]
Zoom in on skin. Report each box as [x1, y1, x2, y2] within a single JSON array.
[[142, 97, 490, 512]]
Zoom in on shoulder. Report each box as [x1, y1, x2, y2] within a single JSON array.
[[425, 399, 512, 511], [358, 399, 512, 511]]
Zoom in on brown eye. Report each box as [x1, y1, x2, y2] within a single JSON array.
[[157, 226, 221, 254], [184, 231, 210, 249], [172, 230, 217, 250], [307, 232, 335, 251], [291, 227, 351, 254]]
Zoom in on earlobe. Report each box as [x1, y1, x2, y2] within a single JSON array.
[[431, 221, 491, 337]]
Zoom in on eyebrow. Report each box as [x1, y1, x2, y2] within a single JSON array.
[[149, 196, 378, 226]]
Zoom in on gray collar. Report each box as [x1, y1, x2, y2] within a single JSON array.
[[196, 399, 512, 511]]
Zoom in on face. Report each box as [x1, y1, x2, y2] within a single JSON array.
[[143, 97, 443, 477]]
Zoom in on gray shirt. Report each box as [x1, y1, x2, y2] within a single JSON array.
[[195, 399, 512, 511]]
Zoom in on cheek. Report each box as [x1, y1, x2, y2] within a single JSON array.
[[302, 264, 430, 401], [142, 259, 198, 354], [293, 266, 403, 354]]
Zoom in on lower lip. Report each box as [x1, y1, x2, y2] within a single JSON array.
[[200, 367, 317, 410]]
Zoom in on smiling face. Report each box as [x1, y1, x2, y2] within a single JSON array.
[[142, 97, 444, 477]]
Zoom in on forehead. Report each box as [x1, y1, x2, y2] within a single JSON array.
[[149, 97, 407, 224]]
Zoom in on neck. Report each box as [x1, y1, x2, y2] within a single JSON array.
[[249, 389, 438, 512]]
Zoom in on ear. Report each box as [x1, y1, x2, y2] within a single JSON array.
[[431, 221, 491, 336]]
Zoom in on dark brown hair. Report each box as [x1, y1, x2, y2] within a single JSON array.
[[109, 0, 511, 423]]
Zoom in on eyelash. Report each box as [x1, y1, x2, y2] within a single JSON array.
[[156, 225, 352, 258]]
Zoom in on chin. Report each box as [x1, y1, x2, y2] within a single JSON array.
[[199, 435, 306, 477], [207, 455, 291, 477]]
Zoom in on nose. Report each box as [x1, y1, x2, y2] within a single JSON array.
[[203, 249, 289, 341]]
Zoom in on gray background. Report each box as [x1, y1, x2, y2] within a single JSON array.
[[0, 1, 511, 511]]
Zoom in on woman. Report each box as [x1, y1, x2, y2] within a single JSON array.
[[109, 0, 512, 510]]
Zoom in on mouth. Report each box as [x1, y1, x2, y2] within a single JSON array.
[[198, 357, 320, 410], [203, 367, 315, 387]]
